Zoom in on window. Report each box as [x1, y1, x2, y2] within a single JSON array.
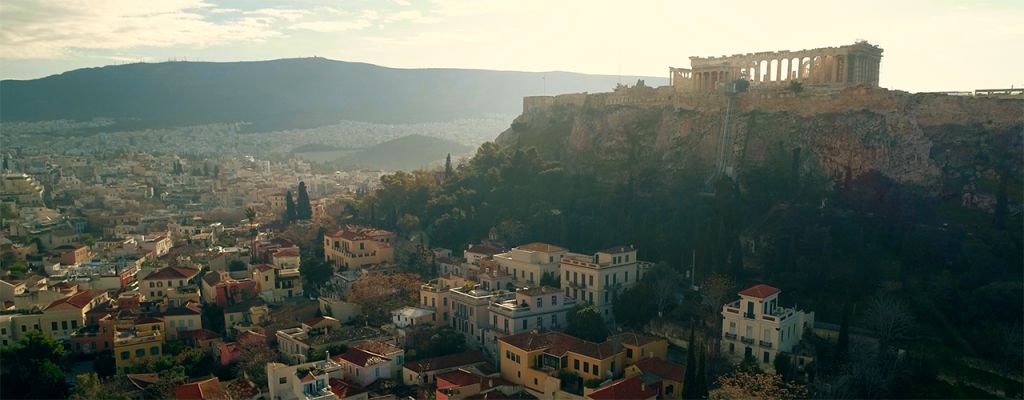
[[0, 328, 5, 335], [280, 377, 287, 384], [504, 319, 509, 332], [71, 320, 78, 329], [135, 349, 145, 357], [574, 359, 580, 370], [593, 366, 599, 376], [551, 314, 557, 326], [588, 292, 593, 303], [178, 280, 183, 286], [763, 351, 770, 364], [167, 280, 172, 287], [188, 319, 194, 327], [149, 282, 154, 288], [624, 272, 629, 282], [397, 355, 404, 365], [537, 297, 543, 308], [625, 254, 630, 262], [729, 343, 735, 353], [443, 298, 448, 306], [551, 295, 557, 305], [589, 275, 593, 286], [565, 271, 570, 280], [627, 348, 633, 358], [537, 316, 543, 329], [375, 368, 380, 378], [522, 320, 527, 330], [51, 322, 58, 331], [20, 326, 25, 333], [583, 362, 589, 373], [534, 378, 538, 385], [120, 351, 129, 360], [356, 369, 359, 377], [150, 346, 159, 355]]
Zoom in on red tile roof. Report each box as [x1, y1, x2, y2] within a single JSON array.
[[174, 377, 227, 400], [273, 248, 300, 258], [739, 284, 780, 299], [466, 244, 506, 256], [144, 267, 200, 281], [516, 242, 567, 253], [353, 340, 402, 356], [632, 358, 685, 382], [587, 375, 661, 400], [499, 331, 618, 360], [44, 290, 103, 311], [333, 348, 390, 367], [436, 370, 480, 387], [608, 332, 662, 347], [329, 377, 367, 398], [403, 351, 486, 373]]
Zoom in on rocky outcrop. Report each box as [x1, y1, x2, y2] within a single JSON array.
[[497, 86, 1022, 206]]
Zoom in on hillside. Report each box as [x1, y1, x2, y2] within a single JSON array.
[[330, 134, 473, 171], [0, 58, 665, 132]]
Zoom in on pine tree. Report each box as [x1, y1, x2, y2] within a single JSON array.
[[297, 181, 312, 220], [285, 191, 297, 222], [683, 328, 697, 399], [444, 153, 453, 180]]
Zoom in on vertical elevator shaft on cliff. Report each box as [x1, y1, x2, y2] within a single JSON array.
[[704, 79, 750, 192]]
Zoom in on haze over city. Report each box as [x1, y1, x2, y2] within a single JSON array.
[[2, 0, 1023, 92]]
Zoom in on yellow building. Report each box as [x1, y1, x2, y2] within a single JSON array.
[[623, 357, 686, 399], [113, 316, 165, 373], [497, 331, 667, 399], [8, 290, 110, 342], [140, 267, 200, 302], [419, 275, 471, 326], [323, 226, 395, 269]]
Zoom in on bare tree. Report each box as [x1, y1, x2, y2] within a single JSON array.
[[700, 274, 735, 334], [865, 294, 914, 349]]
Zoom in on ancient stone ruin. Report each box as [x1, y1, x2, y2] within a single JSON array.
[[670, 41, 883, 92]]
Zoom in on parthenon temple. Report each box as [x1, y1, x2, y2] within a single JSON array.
[[670, 41, 883, 93]]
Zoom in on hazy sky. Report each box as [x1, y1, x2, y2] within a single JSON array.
[[1, 0, 1021, 92]]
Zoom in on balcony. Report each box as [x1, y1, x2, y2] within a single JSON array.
[[759, 340, 773, 349], [743, 312, 755, 319], [724, 332, 737, 340], [740, 336, 754, 345]]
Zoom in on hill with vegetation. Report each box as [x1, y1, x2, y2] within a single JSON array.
[[338, 86, 1023, 398], [0, 58, 664, 132]]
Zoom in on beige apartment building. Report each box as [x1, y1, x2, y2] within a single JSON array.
[[419, 275, 470, 326], [485, 286, 575, 356], [323, 226, 395, 269], [720, 284, 815, 370], [493, 243, 567, 286], [559, 246, 650, 318]]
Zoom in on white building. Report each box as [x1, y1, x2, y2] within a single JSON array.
[[558, 245, 650, 318], [493, 243, 567, 286], [484, 286, 575, 356], [391, 306, 434, 328], [720, 284, 815, 370]]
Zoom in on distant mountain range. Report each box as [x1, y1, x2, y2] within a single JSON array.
[[0, 58, 665, 132]]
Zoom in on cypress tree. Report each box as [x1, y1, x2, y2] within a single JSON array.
[[285, 191, 297, 222], [444, 153, 453, 180], [683, 328, 697, 399], [297, 181, 312, 220], [836, 302, 851, 362], [696, 344, 708, 399]]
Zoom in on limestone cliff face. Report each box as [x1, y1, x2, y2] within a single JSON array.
[[497, 87, 1022, 207]]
